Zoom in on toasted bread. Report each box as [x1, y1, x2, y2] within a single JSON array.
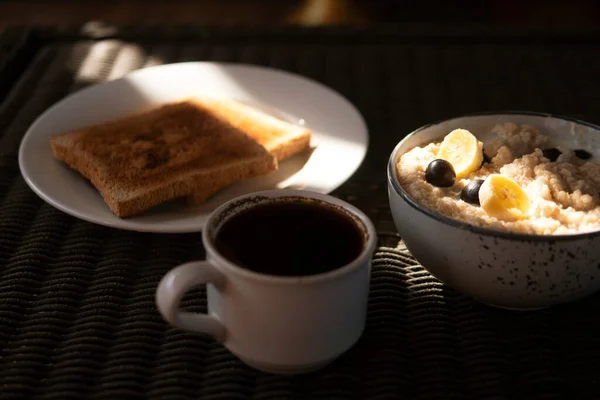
[[50, 100, 277, 217], [185, 97, 312, 205]]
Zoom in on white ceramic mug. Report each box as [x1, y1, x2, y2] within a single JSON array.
[[155, 189, 377, 375]]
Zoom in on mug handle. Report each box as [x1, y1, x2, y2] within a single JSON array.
[[155, 261, 226, 342]]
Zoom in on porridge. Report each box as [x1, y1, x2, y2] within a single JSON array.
[[396, 123, 600, 235]]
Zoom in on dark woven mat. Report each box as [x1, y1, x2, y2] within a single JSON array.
[[1, 26, 600, 400]]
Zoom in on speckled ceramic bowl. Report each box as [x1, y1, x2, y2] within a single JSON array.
[[387, 112, 600, 310]]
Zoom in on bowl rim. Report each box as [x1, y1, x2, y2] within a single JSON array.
[[387, 110, 600, 242]]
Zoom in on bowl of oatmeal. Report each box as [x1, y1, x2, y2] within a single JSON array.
[[387, 112, 600, 309]]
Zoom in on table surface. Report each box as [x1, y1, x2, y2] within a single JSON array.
[[1, 0, 600, 29], [1, 26, 600, 400]]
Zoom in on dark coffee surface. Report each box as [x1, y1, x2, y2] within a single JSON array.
[[215, 201, 364, 276]]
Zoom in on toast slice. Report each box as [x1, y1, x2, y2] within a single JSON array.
[[50, 100, 277, 218], [185, 97, 312, 205]]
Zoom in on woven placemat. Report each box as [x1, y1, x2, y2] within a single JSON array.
[[1, 27, 600, 399], [0, 28, 35, 105]]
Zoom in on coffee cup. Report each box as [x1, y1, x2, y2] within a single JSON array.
[[155, 189, 377, 375]]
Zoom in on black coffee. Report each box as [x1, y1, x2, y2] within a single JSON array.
[[214, 199, 365, 276]]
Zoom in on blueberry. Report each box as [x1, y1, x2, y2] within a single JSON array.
[[542, 148, 562, 162], [481, 150, 491, 166], [425, 159, 456, 187], [574, 149, 592, 160], [460, 179, 485, 205]]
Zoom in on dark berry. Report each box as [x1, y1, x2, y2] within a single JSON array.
[[460, 179, 485, 205], [574, 149, 593, 160], [425, 159, 456, 187], [481, 149, 491, 166], [542, 148, 561, 162]]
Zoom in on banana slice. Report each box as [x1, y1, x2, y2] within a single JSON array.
[[437, 129, 483, 179], [479, 174, 531, 221]]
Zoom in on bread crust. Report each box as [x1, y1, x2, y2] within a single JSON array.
[[50, 100, 277, 217], [185, 98, 312, 205]]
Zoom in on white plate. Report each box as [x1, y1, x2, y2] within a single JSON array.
[[18, 62, 369, 233]]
